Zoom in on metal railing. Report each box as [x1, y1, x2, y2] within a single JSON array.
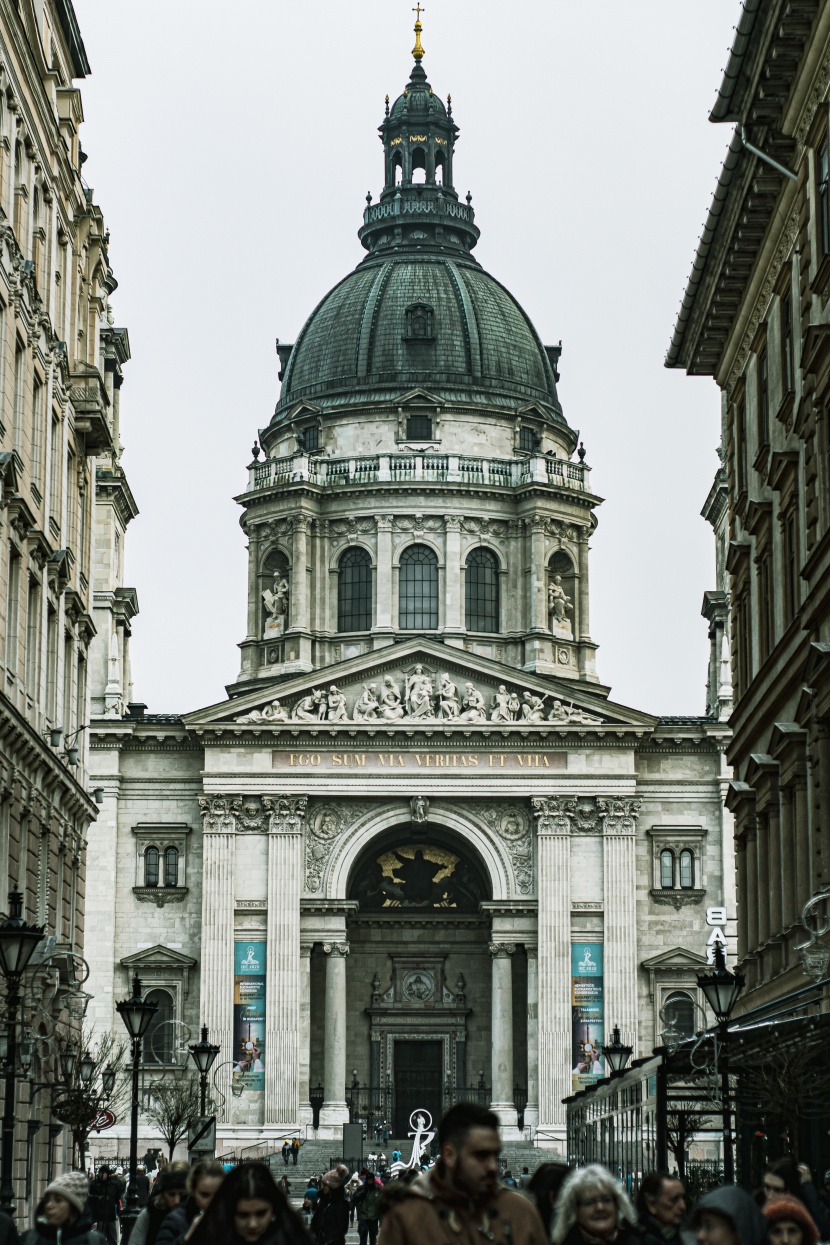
[[249, 452, 588, 493]]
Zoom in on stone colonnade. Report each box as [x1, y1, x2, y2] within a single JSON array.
[[198, 792, 641, 1135]]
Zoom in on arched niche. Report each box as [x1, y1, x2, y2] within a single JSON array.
[[325, 803, 512, 902], [347, 830, 491, 913]]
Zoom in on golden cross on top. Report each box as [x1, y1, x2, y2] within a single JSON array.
[[411, 3, 425, 59]]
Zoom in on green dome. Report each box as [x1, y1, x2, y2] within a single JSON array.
[[274, 252, 564, 422]]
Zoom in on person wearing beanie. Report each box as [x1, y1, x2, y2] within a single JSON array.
[[763, 1196, 819, 1245], [310, 1167, 349, 1245], [130, 1165, 189, 1245], [20, 1171, 103, 1245]]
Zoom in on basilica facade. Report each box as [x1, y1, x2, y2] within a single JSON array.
[[86, 27, 733, 1154]]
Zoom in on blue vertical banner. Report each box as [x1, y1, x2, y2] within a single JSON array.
[[571, 942, 605, 1093], [233, 940, 266, 1091]]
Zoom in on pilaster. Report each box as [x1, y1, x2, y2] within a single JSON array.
[[197, 796, 238, 1114], [264, 795, 307, 1125], [532, 796, 571, 1139], [489, 942, 517, 1129], [600, 799, 640, 1053]]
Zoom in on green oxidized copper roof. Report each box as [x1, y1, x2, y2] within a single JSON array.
[[271, 44, 565, 427]]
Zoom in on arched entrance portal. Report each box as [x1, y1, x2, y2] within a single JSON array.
[[305, 823, 530, 1139]]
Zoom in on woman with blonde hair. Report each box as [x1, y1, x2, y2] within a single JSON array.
[[551, 1167, 642, 1245]]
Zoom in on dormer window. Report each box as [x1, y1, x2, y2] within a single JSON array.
[[406, 413, 433, 440], [404, 303, 434, 342]]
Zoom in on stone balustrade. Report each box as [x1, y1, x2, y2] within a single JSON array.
[[248, 451, 588, 493]]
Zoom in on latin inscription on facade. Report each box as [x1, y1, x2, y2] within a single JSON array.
[[271, 749, 567, 772]]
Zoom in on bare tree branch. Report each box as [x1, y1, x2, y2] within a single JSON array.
[[142, 1075, 203, 1160]]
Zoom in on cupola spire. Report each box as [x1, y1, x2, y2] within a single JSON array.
[[412, 4, 425, 61]]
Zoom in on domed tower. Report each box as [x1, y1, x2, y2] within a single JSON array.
[[235, 16, 602, 693]]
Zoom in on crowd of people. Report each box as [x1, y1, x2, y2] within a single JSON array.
[[0, 1105, 828, 1245]]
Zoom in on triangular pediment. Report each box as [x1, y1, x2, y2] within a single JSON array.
[[394, 387, 444, 407], [121, 944, 197, 970], [641, 946, 707, 971], [184, 638, 657, 733]]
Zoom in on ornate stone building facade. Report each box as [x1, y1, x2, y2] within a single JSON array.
[[88, 24, 732, 1153], [668, 0, 830, 1014], [0, 0, 137, 1207]]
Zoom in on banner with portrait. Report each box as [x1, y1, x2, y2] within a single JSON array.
[[571, 942, 605, 1092], [233, 940, 266, 1092]]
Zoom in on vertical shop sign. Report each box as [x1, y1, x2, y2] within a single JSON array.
[[571, 942, 605, 1093], [233, 940, 266, 1091]]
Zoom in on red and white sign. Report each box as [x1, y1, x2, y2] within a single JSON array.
[[90, 1110, 116, 1132]]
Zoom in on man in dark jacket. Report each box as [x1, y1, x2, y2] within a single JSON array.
[[353, 1174, 382, 1245], [88, 1168, 121, 1245], [691, 1186, 769, 1245], [0, 1211, 19, 1245], [311, 1166, 350, 1245], [637, 1173, 687, 1245], [378, 1104, 548, 1245]]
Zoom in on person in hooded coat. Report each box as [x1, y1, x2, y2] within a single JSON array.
[[155, 1160, 225, 1245], [691, 1186, 769, 1245], [130, 1166, 189, 1245], [310, 1168, 349, 1245], [187, 1162, 309, 1245], [21, 1172, 105, 1245]]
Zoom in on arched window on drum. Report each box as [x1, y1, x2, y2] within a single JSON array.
[[338, 548, 372, 633], [465, 548, 499, 633], [399, 545, 438, 630]]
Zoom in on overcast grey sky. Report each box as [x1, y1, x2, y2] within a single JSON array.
[[72, 0, 732, 716]]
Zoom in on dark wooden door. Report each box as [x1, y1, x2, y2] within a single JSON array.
[[394, 1040, 442, 1138]]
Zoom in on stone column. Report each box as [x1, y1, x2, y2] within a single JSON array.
[[444, 516, 462, 634], [780, 788, 796, 929], [794, 778, 810, 916], [601, 800, 640, 1052], [817, 722, 830, 891], [524, 945, 539, 1129], [321, 942, 350, 1126], [264, 796, 307, 1125], [577, 527, 590, 640], [528, 517, 547, 631], [756, 812, 770, 947], [374, 515, 393, 633], [489, 943, 517, 1127], [533, 797, 572, 1137], [290, 514, 310, 632], [298, 943, 313, 1124], [197, 796, 237, 1113], [745, 821, 759, 955], [767, 799, 782, 939], [246, 524, 261, 642], [736, 837, 749, 959]]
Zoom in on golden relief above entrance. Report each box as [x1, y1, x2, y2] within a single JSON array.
[[349, 842, 487, 912]]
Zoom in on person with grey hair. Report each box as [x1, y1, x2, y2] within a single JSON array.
[[551, 1166, 642, 1245]]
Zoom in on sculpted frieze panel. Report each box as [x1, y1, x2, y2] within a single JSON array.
[[233, 661, 606, 729]]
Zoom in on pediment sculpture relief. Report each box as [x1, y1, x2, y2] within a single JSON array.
[[234, 663, 605, 727]]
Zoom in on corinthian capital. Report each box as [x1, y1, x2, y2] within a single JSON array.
[[531, 796, 574, 836], [263, 795, 309, 834], [198, 795, 239, 834], [597, 798, 641, 835]]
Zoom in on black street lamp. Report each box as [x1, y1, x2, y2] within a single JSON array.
[[0, 891, 44, 1214], [102, 1065, 116, 1098], [188, 1026, 220, 1117], [603, 1025, 634, 1076], [116, 975, 157, 1245], [697, 943, 745, 1184]]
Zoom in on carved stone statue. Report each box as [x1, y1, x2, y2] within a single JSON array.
[[548, 698, 603, 726], [326, 684, 349, 722], [438, 672, 460, 719], [293, 689, 325, 721], [410, 795, 429, 824], [380, 675, 405, 720], [262, 575, 289, 635], [405, 665, 434, 718], [236, 697, 289, 725], [353, 684, 381, 721], [548, 574, 573, 634], [490, 685, 513, 723], [458, 682, 486, 722], [521, 692, 545, 722]]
